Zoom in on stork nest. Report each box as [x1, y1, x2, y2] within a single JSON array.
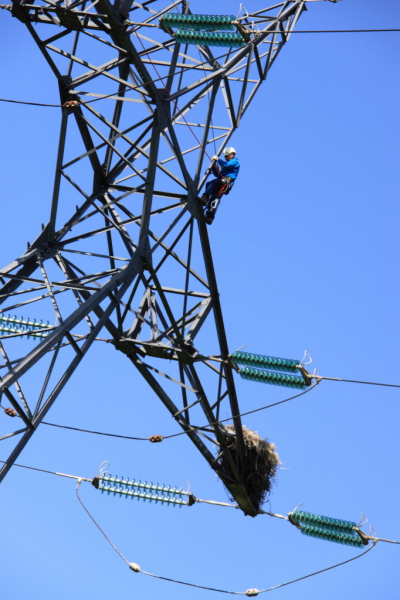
[[218, 425, 281, 512]]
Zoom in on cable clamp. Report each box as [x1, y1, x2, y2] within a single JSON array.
[[129, 562, 141, 573], [354, 527, 370, 546], [5, 407, 17, 417], [63, 100, 79, 109], [246, 589, 259, 597], [296, 365, 313, 386]]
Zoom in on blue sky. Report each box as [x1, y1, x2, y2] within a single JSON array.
[[0, 1, 399, 599]]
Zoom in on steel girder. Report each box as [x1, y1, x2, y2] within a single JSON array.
[[0, 0, 312, 515]]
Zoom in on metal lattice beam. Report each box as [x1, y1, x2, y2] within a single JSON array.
[[0, 0, 328, 515]]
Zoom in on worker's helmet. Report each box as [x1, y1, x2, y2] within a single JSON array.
[[223, 147, 236, 156]]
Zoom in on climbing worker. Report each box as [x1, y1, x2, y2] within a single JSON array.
[[199, 147, 240, 225]]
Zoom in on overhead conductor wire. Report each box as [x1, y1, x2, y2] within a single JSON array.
[[0, 26, 398, 110], [0, 458, 397, 596], [74, 480, 385, 596], [1, 458, 398, 545], [1, 383, 320, 441], [0, 47, 238, 109], [2, 370, 399, 442]]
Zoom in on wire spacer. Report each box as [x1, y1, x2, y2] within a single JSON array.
[[246, 589, 259, 597], [5, 407, 17, 417], [129, 562, 141, 573], [149, 435, 163, 443], [63, 100, 79, 109]]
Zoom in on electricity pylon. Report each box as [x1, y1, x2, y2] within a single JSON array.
[[0, 0, 334, 515]]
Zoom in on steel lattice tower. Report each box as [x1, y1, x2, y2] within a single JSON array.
[[0, 0, 336, 515]]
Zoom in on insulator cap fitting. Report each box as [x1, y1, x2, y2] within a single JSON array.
[[187, 493, 197, 506], [129, 562, 141, 573], [246, 589, 259, 597], [149, 435, 163, 443], [5, 408, 17, 417]]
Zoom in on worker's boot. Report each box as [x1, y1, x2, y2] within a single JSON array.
[[204, 210, 214, 225], [198, 194, 208, 206]]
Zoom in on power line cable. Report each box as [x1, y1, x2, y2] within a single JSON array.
[[0, 98, 62, 108], [315, 376, 400, 388], [0, 458, 392, 595], [2, 25, 398, 110], [2, 363, 398, 442], [40, 420, 151, 441], [74, 479, 382, 596], [33, 383, 320, 441], [76, 478, 131, 565], [137, 544, 377, 596], [3, 366, 398, 442], [2, 458, 398, 546], [0, 4, 398, 34], [255, 29, 400, 33], [0, 45, 237, 109], [0, 459, 92, 482]]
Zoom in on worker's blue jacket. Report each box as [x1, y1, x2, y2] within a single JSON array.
[[212, 157, 240, 180]]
